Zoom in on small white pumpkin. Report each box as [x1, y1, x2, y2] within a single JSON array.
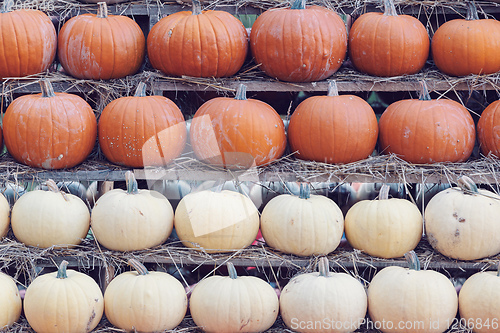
[[0, 193, 10, 239], [0, 271, 21, 329]]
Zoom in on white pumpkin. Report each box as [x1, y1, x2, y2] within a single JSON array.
[[0, 271, 21, 329], [0, 193, 10, 239]]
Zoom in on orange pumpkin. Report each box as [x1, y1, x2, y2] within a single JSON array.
[[189, 84, 287, 169], [478, 100, 500, 158], [3, 80, 97, 169], [288, 81, 378, 164], [0, 4, 57, 79], [348, 0, 429, 77], [379, 81, 475, 164], [250, 0, 347, 82], [431, 2, 500, 76], [98, 82, 187, 168], [58, 2, 145, 80], [147, 0, 248, 78]]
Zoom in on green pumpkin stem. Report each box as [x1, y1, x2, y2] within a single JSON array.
[[56, 260, 69, 279], [234, 84, 248, 101], [318, 257, 330, 277], [383, 0, 398, 16], [40, 80, 56, 98], [134, 82, 147, 97], [227, 262, 238, 279], [326, 81, 339, 97], [97, 2, 108, 18], [191, 0, 202, 15], [128, 259, 149, 275], [291, 0, 306, 9], [404, 250, 421, 271], [418, 80, 432, 101], [457, 176, 479, 194], [125, 171, 139, 194], [379, 184, 390, 200], [1, 0, 14, 12], [46, 179, 70, 202], [299, 183, 311, 199], [466, 1, 479, 21]]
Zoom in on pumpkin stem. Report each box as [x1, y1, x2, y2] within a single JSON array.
[[1, 0, 14, 12], [497, 262, 500, 277], [457, 176, 479, 194], [418, 80, 432, 101], [97, 2, 108, 18], [383, 0, 398, 16], [227, 262, 238, 279], [40, 80, 56, 98], [466, 1, 479, 21], [318, 257, 330, 277], [125, 171, 139, 194], [128, 259, 149, 275], [134, 82, 147, 97], [234, 84, 248, 101], [56, 260, 69, 279], [46, 179, 70, 202], [291, 0, 306, 9], [191, 0, 202, 15], [378, 184, 390, 200], [326, 81, 339, 97], [299, 183, 311, 199], [404, 250, 421, 271]]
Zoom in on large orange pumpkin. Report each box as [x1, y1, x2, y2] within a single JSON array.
[[378, 81, 475, 163], [98, 82, 187, 168], [147, 0, 248, 78], [58, 2, 145, 80], [189, 84, 287, 169], [477, 100, 500, 158], [431, 2, 500, 76], [3, 80, 97, 169], [288, 81, 378, 164], [348, 0, 429, 77], [250, 0, 347, 82], [0, 4, 57, 79]]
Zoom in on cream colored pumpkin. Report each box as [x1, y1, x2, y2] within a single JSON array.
[[0, 271, 21, 329], [425, 176, 500, 260], [104, 259, 187, 332], [24, 260, 104, 333], [345, 185, 423, 258], [0, 193, 10, 239], [280, 257, 367, 333], [368, 251, 458, 333], [260, 183, 344, 256], [174, 190, 259, 253], [91, 171, 174, 251], [190, 262, 279, 333], [11, 179, 90, 248], [459, 267, 500, 333]]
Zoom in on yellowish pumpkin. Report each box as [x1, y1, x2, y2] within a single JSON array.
[[0, 271, 21, 329], [0, 193, 10, 239]]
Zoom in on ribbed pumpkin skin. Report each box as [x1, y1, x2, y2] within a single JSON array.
[[379, 99, 475, 163], [432, 19, 500, 76], [147, 10, 248, 78], [349, 13, 429, 76], [99, 96, 186, 167], [250, 6, 347, 82], [477, 100, 500, 157], [0, 10, 57, 78], [288, 95, 378, 164], [58, 10, 145, 79], [3, 91, 97, 169]]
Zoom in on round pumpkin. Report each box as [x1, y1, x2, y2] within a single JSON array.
[[280, 257, 367, 333], [367, 251, 458, 333], [147, 0, 248, 78], [477, 100, 500, 158], [0, 193, 10, 239], [260, 183, 344, 256], [174, 189, 259, 253], [104, 259, 187, 332], [288, 81, 379, 164], [11, 179, 90, 248], [459, 265, 500, 333], [91, 171, 174, 251], [345, 184, 423, 259], [58, 2, 145, 79], [348, 0, 429, 77], [425, 176, 500, 260], [0, 271, 21, 329], [250, 0, 347, 82], [378, 81, 475, 163], [189, 84, 287, 169], [98, 82, 187, 168], [0, 4, 57, 79], [190, 262, 279, 333], [3, 80, 97, 169], [23, 260, 104, 333], [431, 2, 500, 76]]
